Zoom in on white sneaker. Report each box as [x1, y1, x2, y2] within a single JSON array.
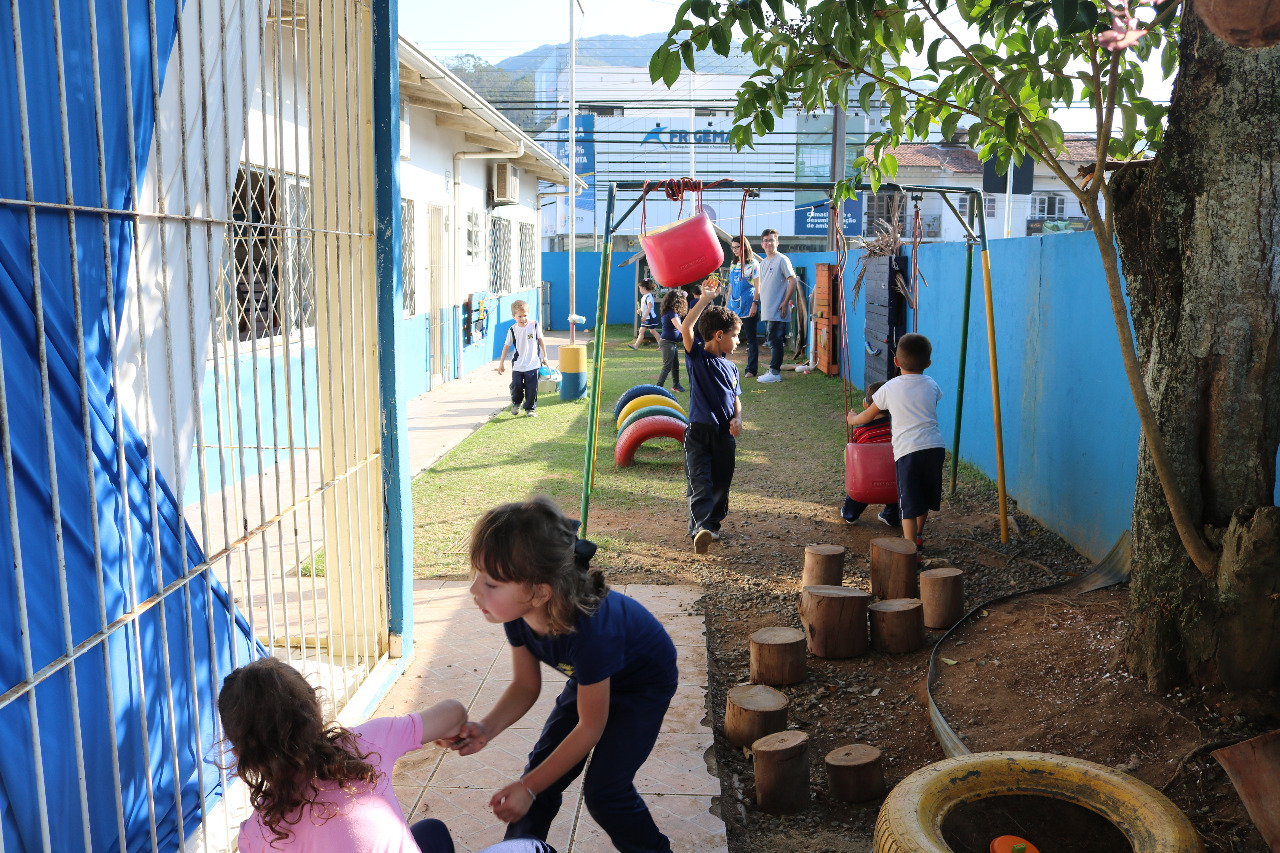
[[511, 404, 520, 416], [757, 371, 782, 383]]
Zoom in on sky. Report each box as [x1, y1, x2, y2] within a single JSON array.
[[404, 0, 1174, 134]]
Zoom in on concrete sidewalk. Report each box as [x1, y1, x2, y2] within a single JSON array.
[[387, 333, 728, 853]]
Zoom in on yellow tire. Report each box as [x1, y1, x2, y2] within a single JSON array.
[[615, 394, 686, 430], [874, 751, 1203, 853]]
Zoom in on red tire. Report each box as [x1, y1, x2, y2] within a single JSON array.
[[614, 416, 687, 467]]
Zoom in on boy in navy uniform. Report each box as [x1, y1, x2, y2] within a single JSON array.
[[680, 277, 743, 554], [498, 300, 548, 417]]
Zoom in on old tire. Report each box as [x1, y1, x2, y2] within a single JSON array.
[[618, 404, 689, 435], [614, 416, 686, 467], [615, 394, 686, 431], [874, 751, 1203, 853], [613, 384, 676, 422]]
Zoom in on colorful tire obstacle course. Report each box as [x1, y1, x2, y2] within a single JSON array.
[[611, 384, 687, 467]]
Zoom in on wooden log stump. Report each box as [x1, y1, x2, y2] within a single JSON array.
[[870, 537, 919, 599], [749, 627, 807, 685], [802, 544, 846, 587], [752, 730, 810, 814], [920, 567, 965, 629], [798, 585, 870, 658], [868, 598, 925, 654], [725, 684, 789, 748], [825, 744, 886, 802]]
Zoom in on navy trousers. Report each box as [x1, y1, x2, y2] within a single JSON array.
[[766, 320, 788, 373], [684, 422, 736, 537], [739, 313, 760, 376], [505, 680, 676, 853], [510, 368, 539, 412], [411, 818, 456, 853]]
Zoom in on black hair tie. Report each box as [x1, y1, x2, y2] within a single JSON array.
[[573, 537, 597, 571]]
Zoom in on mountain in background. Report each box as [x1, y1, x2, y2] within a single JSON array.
[[445, 33, 754, 132]]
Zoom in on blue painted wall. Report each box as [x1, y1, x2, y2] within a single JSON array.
[[459, 286, 543, 375], [898, 232, 1140, 561]]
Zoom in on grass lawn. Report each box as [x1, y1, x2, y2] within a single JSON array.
[[410, 324, 854, 577]]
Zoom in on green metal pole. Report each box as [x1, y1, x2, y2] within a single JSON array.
[[949, 197, 977, 495], [580, 183, 617, 535]]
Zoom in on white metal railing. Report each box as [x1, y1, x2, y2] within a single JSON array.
[[0, 0, 386, 850]]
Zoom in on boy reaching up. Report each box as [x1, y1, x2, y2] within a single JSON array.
[[681, 277, 743, 554], [848, 333, 944, 550]]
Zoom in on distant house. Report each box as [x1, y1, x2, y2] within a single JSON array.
[[866, 136, 1105, 243]]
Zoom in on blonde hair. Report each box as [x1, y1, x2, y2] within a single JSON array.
[[470, 496, 607, 635], [510, 300, 529, 316]]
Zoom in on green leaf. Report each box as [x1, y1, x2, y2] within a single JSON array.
[[1120, 103, 1136, 144], [881, 152, 898, 178], [692, 27, 711, 51], [827, 77, 846, 110], [941, 110, 962, 142], [1071, 0, 1098, 33], [662, 48, 683, 87], [927, 37, 944, 73], [1161, 39, 1177, 78], [761, 109, 776, 132], [749, 0, 767, 29], [648, 45, 670, 83], [765, 0, 785, 15], [1051, 0, 1079, 33], [691, 0, 711, 19], [1004, 111, 1019, 145], [1033, 117, 1065, 151], [681, 39, 696, 71], [859, 80, 876, 116], [912, 109, 931, 140]]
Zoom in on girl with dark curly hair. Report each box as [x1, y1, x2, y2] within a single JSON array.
[[451, 496, 679, 853], [218, 656, 472, 852]]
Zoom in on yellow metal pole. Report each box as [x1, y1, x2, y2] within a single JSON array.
[[979, 246, 1010, 543]]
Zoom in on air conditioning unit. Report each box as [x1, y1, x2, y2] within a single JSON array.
[[492, 161, 519, 206]]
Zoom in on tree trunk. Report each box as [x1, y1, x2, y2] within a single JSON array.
[[1110, 8, 1280, 688]]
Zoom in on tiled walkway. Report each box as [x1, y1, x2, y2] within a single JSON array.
[[375, 581, 728, 853]]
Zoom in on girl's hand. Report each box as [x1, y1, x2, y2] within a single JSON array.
[[438, 720, 490, 755], [490, 780, 535, 823]]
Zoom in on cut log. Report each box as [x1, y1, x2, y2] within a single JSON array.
[[725, 684, 789, 747], [802, 544, 846, 587], [749, 626, 807, 685], [798, 585, 870, 658], [825, 743, 886, 802], [920, 567, 965, 629], [870, 537, 919, 599], [752, 730, 810, 814], [869, 598, 925, 654]]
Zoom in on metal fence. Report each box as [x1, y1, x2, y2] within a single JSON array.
[[0, 0, 387, 849]]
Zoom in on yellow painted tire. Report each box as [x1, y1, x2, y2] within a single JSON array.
[[615, 394, 686, 430], [874, 751, 1204, 853]]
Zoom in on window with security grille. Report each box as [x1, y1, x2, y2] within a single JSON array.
[[985, 193, 997, 218], [1034, 193, 1067, 218], [401, 198, 417, 318], [863, 192, 907, 235], [281, 173, 315, 332], [489, 217, 513, 294], [519, 222, 536, 292], [466, 210, 483, 262]]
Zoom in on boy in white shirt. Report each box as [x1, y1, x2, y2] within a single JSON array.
[[497, 300, 548, 417], [847, 333, 945, 549]]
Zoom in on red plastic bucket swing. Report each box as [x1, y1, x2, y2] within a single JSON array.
[[639, 180, 723, 288], [846, 441, 898, 505]]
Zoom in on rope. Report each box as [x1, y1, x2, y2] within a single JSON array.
[[834, 197, 854, 443], [909, 201, 924, 332]]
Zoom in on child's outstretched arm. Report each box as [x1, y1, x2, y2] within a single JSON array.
[[496, 341, 510, 375], [490, 678, 611, 823], [681, 281, 719, 353], [848, 401, 883, 426], [418, 699, 467, 745], [450, 644, 542, 756]]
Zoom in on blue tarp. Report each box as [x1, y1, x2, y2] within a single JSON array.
[[0, 0, 260, 849]]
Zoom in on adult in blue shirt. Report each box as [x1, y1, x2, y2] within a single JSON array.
[[725, 237, 761, 378]]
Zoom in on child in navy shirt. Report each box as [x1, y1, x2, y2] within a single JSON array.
[[452, 497, 678, 853], [680, 277, 742, 554], [656, 289, 688, 393]]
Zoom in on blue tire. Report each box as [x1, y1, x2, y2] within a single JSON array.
[[613, 384, 677, 422]]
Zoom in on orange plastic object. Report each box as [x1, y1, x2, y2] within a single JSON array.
[[641, 210, 723, 287], [990, 836, 1039, 853], [846, 441, 898, 505]]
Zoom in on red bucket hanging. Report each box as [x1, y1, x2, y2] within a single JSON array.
[[640, 180, 723, 288], [845, 441, 898, 505]]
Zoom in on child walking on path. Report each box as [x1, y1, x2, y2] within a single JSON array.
[[629, 280, 662, 349], [218, 657, 555, 853], [498, 300, 548, 417], [842, 381, 902, 527], [656, 289, 687, 392], [847, 333, 945, 549], [453, 497, 679, 853], [681, 278, 743, 554]]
